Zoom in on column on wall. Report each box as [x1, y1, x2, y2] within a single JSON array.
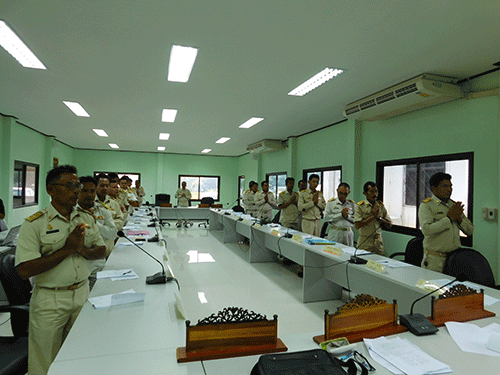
[[0, 115, 14, 217], [353, 120, 363, 201], [287, 136, 298, 179]]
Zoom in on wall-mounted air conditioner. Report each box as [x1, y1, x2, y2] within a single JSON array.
[[246, 139, 285, 154]]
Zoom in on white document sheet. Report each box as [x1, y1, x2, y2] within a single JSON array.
[[364, 336, 451, 375], [445, 321, 500, 357], [376, 259, 413, 268], [88, 289, 145, 309], [341, 247, 371, 256]]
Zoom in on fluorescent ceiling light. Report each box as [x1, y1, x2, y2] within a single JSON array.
[[0, 20, 46, 69], [157, 146, 166, 151], [109, 143, 119, 149], [159, 133, 170, 140], [201, 149, 212, 153], [216, 137, 230, 144], [288, 68, 344, 97], [239, 117, 264, 129], [161, 109, 178, 123], [167, 45, 198, 83], [92, 129, 108, 137], [63, 101, 90, 117]]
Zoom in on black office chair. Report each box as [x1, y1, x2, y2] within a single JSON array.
[[200, 197, 215, 206], [389, 236, 424, 267], [0, 254, 31, 375], [320, 222, 329, 238], [443, 248, 499, 289]]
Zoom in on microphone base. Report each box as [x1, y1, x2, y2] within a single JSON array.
[[146, 272, 167, 284], [349, 256, 368, 264], [399, 313, 438, 336], [147, 236, 159, 242], [147, 223, 156, 227]]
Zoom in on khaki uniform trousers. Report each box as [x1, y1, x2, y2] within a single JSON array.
[[29, 281, 89, 375], [301, 219, 322, 237], [421, 250, 448, 273]]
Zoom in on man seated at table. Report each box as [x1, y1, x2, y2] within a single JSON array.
[[354, 181, 392, 255], [254, 180, 276, 223], [15, 165, 106, 375], [419, 172, 474, 272]]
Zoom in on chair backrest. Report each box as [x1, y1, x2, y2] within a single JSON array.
[[404, 237, 424, 267], [155, 194, 170, 206], [320, 222, 329, 238], [200, 197, 215, 206], [443, 248, 496, 288]]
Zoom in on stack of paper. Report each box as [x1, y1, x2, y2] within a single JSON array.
[[364, 336, 451, 375], [88, 289, 146, 309], [97, 269, 139, 281], [445, 321, 500, 357]]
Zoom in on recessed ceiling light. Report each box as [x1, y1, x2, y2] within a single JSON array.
[[157, 146, 166, 151], [288, 68, 344, 97], [239, 117, 264, 129], [161, 109, 178, 123], [63, 101, 90, 117], [159, 133, 170, 140], [109, 143, 119, 149], [201, 149, 212, 153], [216, 137, 230, 144], [167, 45, 198, 83], [92, 129, 108, 137], [0, 20, 46, 69]]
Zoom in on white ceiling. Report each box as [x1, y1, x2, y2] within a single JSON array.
[[1, 1, 499, 156]]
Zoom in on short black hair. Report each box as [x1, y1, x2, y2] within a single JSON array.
[[261, 180, 268, 187], [363, 181, 377, 192], [79, 176, 97, 186], [108, 172, 119, 183], [298, 179, 306, 185], [429, 172, 452, 188], [285, 177, 295, 184], [338, 182, 350, 190], [95, 173, 109, 183], [308, 174, 320, 181], [119, 176, 128, 182], [46, 165, 77, 188], [249, 181, 258, 188]]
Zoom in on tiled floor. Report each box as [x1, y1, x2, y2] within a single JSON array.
[[161, 223, 344, 337]]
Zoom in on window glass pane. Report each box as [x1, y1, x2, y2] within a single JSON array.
[[277, 174, 287, 197], [239, 176, 245, 206], [418, 162, 445, 204], [200, 177, 218, 200], [384, 164, 416, 227], [13, 169, 22, 198], [181, 176, 199, 200], [323, 170, 341, 201], [25, 166, 37, 204], [268, 175, 277, 195]]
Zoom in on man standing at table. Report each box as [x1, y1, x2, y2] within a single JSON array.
[[175, 181, 192, 227], [354, 181, 392, 255], [133, 179, 146, 205], [324, 183, 355, 246], [242, 181, 259, 217], [15, 165, 106, 375], [96, 173, 124, 231], [298, 174, 326, 236], [419, 172, 474, 272], [254, 180, 276, 222], [278, 177, 300, 230]]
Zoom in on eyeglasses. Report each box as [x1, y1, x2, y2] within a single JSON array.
[[340, 350, 376, 372], [51, 183, 83, 190]]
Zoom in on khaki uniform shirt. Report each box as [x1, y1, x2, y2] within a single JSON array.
[[242, 189, 259, 217], [93, 199, 118, 256], [254, 190, 276, 221], [298, 189, 326, 220], [103, 195, 125, 231], [15, 204, 105, 288], [354, 200, 391, 254], [278, 190, 300, 227], [324, 198, 355, 229], [133, 186, 145, 205], [175, 188, 191, 207], [419, 194, 474, 255]]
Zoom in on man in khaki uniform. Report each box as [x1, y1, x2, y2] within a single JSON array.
[[242, 181, 259, 218], [254, 181, 276, 222], [175, 181, 192, 227], [278, 177, 300, 230], [133, 179, 146, 205], [354, 181, 392, 255], [419, 172, 474, 272], [298, 174, 326, 236], [15, 165, 106, 375], [324, 183, 355, 246], [96, 173, 124, 231]]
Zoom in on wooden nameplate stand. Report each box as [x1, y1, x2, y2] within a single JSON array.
[[212, 204, 223, 208], [177, 308, 287, 363], [429, 290, 495, 327], [313, 300, 407, 344], [198, 204, 210, 208], [160, 203, 172, 207]]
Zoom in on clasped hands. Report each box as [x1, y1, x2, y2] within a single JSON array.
[[66, 223, 106, 259]]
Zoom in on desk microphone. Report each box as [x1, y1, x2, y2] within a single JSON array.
[[399, 273, 467, 336], [117, 231, 167, 284], [349, 225, 380, 265]]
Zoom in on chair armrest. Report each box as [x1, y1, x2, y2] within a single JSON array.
[[0, 304, 29, 314], [388, 252, 405, 259]]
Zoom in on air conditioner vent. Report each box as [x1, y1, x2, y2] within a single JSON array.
[[395, 83, 418, 97], [345, 105, 360, 115], [359, 99, 376, 110], [376, 92, 396, 105]]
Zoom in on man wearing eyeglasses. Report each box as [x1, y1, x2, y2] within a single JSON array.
[[15, 165, 106, 375]]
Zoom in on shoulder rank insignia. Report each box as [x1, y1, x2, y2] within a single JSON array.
[[26, 211, 44, 222], [328, 197, 335, 202], [423, 198, 432, 203], [349, 199, 355, 203], [357, 200, 364, 205]]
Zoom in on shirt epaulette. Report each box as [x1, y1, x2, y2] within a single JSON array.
[[300, 189, 307, 193], [279, 191, 286, 195], [357, 200, 364, 205], [328, 197, 335, 202], [77, 207, 96, 221], [423, 197, 432, 203], [349, 199, 355, 203], [244, 189, 250, 193], [26, 210, 44, 222]]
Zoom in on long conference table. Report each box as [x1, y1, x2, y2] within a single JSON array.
[[47, 207, 500, 374]]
